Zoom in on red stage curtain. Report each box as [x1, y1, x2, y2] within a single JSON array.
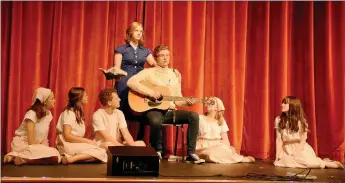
[[1, 1, 344, 162]]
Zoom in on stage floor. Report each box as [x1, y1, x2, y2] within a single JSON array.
[[1, 160, 345, 183]]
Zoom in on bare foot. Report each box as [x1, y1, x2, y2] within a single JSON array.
[[13, 157, 26, 166], [334, 161, 344, 169], [61, 156, 69, 165], [324, 158, 344, 169], [3, 155, 14, 163], [247, 156, 255, 163]]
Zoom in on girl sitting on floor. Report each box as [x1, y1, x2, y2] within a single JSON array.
[[56, 87, 107, 164], [274, 96, 343, 169], [196, 97, 255, 164], [4, 87, 60, 165]]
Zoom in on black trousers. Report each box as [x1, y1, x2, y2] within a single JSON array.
[[143, 109, 199, 155]]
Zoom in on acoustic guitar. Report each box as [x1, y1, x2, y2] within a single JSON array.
[[128, 82, 213, 113]]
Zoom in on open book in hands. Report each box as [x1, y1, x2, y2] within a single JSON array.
[[99, 67, 128, 80]]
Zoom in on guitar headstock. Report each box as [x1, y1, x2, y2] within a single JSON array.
[[203, 97, 215, 106]]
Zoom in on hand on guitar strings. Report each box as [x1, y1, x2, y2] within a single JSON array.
[[168, 103, 177, 110], [149, 91, 163, 101]]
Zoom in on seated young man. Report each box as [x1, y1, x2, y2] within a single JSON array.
[[127, 44, 205, 164], [92, 88, 145, 149]]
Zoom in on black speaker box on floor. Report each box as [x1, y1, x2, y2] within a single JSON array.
[[106, 146, 159, 176]]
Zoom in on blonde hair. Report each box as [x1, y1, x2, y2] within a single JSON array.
[[215, 111, 225, 126], [125, 22, 144, 46], [204, 111, 225, 126]]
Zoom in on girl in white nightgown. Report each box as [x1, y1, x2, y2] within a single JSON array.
[[274, 96, 343, 169], [196, 97, 255, 164], [4, 87, 61, 165], [56, 87, 107, 164]]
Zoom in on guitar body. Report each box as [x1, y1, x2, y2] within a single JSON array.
[[128, 82, 172, 112]]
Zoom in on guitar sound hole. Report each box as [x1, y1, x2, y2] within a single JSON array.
[[146, 95, 163, 107], [148, 100, 162, 107], [157, 95, 163, 101]]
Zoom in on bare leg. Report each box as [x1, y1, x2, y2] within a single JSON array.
[[62, 154, 99, 164], [13, 156, 59, 165]]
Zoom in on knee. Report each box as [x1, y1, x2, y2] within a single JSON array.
[[135, 141, 146, 147], [149, 117, 163, 127], [188, 112, 199, 124]]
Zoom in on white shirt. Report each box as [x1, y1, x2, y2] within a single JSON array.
[[92, 108, 127, 142], [56, 109, 86, 137], [15, 110, 53, 143], [197, 115, 229, 140]]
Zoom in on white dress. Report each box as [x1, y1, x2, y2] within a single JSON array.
[[274, 116, 326, 168], [195, 115, 244, 163], [55, 109, 107, 163], [6, 110, 61, 161]]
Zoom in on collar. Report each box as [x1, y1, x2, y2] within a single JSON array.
[[125, 42, 144, 50], [155, 66, 170, 73]]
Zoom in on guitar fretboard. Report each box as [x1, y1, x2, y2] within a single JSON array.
[[162, 96, 206, 103]]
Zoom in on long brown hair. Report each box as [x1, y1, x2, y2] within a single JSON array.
[[125, 22, 144, 46], [278, 96, 308, 133], [27, 99, 47, 120], [65, 87, 85, 124]]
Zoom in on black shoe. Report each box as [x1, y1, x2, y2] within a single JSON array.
[[186, 154, 205, 164]]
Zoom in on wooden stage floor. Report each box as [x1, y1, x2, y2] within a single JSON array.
[[1, 160, 345, 183]]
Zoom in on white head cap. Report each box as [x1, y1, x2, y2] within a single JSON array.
[[32, 87, 52, 105], [206, 97, 225, 111]]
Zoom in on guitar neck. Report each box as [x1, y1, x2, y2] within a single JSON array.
[[162, 96, 205, 103]]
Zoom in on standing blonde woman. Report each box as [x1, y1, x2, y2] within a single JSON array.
[[113, 22, 156, 122], [195, 97, 255, 164], [274, 96, 343, 169], [4, 87, 60, 165]]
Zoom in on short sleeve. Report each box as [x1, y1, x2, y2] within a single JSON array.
[[220, 120, 229, 133], [116, 110, 127, 129], [274, 116, 280, 129], [61, 110, 77, 126], [115, 45, 125, 54], [145, 48, 152, 55], [24, 110, 38, 123], [92, 111, 107, 131]]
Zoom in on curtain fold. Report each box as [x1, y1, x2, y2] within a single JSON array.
[[1, 1, 344, 162]]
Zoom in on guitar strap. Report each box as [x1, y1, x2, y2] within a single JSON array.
[[172, 68, 179, 123], [172, 68, 182, 83]]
